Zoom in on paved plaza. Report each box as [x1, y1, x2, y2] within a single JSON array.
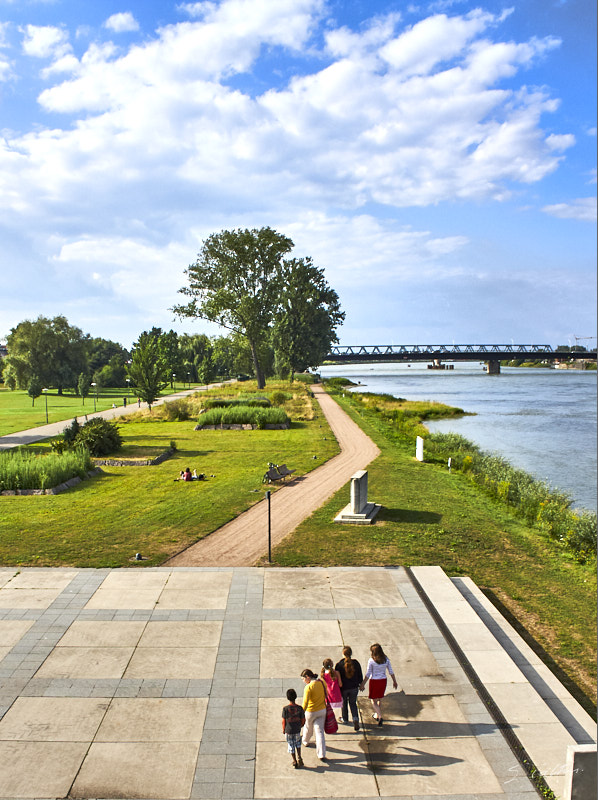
[[0, 566, 595, 800]]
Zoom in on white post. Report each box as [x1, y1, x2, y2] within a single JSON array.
[[416, 436, 424, 462]]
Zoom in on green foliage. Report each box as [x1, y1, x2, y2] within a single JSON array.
[[323, 377, 357, 388], [27, 376, 43, 406], [269, 390, 289, 406], [74, 419, 123, 456], [197, 406, 288, 427], [62, 417, 81, 447], [161, 399, 192, 421], [271, 256, 344, 380], [293, 373, 319, 384], [0, 447, 93, 491], [128, 330, 170, 408], [428, 431, 596, 561], [77, 373, 90, 402], [175, 227, 294, 388], [202, 396, 271, 409], [5, 315, 88, 394]]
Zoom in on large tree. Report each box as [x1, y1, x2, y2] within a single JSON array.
[[174, 227, 293, 389], [272, 257, 345, 381], [128, 331, 170, 409], [4, 315, 88, 394]]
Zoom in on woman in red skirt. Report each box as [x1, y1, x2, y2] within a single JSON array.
[[359, 643, 398, 726]]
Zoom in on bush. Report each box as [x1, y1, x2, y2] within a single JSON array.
[[0, 447, 93, 491], [162, 399, 192, 421], [269, 391, 290, 406], [324, 377, 356, 388], [74, 419, 123, 456], [294, 373, 319, 384]]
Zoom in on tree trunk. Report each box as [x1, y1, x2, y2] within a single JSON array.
[[249, 340, 265, 389]]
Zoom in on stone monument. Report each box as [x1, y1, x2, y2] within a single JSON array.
[[334, 470, 381, 524], [416, 435, 424, 462]]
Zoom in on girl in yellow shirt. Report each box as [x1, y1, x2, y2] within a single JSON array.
[[300, 668, 327, 760]]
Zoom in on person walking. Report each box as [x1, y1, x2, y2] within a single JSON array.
[[281, 688, 305, 769], [335, 645, 363, 731], [300, 668, 327, 761], [321, 658, 342, 712], [360, 643, 397, 726]]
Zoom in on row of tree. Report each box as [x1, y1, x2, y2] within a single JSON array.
[[1, 227, 345, 403]]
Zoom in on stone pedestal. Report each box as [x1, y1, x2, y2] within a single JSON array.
[[334, 470, 381, 524]]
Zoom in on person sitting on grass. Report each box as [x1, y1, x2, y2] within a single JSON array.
[[282, 688, 305, 769], [183, 467, 193, 481]]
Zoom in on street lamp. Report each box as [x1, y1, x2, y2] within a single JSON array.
[[91, 382, 97, 412], [172, 373, 176, 390], [186, 372, 190, 388], [42, 388, 48, 424], [126, 377, 131, 395]]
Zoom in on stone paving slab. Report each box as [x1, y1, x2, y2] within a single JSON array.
[[0, 565, 585, 799]]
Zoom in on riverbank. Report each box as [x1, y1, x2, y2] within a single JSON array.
[[271, 384, 597, 715]]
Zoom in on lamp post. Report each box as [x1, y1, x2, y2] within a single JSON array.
[[187, 372, 190, 389], [91, 382, 97, 412], [126, 377, 131, 396], [42, 388, 48, 424], [172, 373, 176, 391], [266, 490, 272, 563]]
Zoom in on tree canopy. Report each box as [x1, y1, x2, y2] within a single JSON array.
[[128, 330, 170, 409], [272, 257, 344, 381], [174, 227, 343, 387], [4, 315, 88, 394]]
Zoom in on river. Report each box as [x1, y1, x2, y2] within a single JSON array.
[[318, 363, 597, 512]]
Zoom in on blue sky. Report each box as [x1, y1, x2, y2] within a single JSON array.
[[0, 0, 595, 349]]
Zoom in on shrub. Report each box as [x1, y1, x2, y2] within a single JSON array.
[[74, 419, 123, 456], [269, 391, 290, 406], [324, 377, 356, 388], [0, 447, 93, 491], [294, 373, 319, 384], [162, 398, 192, 421]]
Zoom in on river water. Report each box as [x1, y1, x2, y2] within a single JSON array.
[[318, 363, 597, 512]]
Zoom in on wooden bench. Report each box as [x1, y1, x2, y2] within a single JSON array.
[[277, 464, 296, 480]]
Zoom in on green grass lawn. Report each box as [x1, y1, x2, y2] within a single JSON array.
[[0, 384, 196, 436], [0, 383, 339, 568], [269, 389, 597, 713]]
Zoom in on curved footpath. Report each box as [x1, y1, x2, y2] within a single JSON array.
[[165, 384, 380, 567]]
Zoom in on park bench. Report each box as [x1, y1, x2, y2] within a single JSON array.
[[277, 464, 296, 480], [263, 466, 284, 483]]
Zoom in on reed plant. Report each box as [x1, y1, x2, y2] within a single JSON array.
[[201, 396, 271, 409], [428, 432, 597, 562], [197, 406, 289, 427], [0, 447, 93, 491]]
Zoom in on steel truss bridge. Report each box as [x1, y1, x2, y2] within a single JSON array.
[[325, 344, 596, 374]]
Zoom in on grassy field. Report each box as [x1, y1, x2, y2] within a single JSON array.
[[269, 387, 597, 714], [0, 383, 195, 436], [0, 381, 339, 567]]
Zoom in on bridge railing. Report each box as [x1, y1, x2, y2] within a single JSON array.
[[329, 344, 555, 357]]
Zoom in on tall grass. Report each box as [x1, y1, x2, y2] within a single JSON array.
[[197, 406, 289, 427], [428, 432, 597, 562], [0, 447, 93, 491], [202, 396, 271, 409]]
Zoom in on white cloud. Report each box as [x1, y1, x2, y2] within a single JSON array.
[[22, 24, 70, 59], [104, 12, 140, 34], [542, 197, 597, 222]]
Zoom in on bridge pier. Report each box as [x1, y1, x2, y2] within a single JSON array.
[[486, 359, 501, 375]]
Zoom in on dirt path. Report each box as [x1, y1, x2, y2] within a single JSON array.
[[164, 385, 380, 567]]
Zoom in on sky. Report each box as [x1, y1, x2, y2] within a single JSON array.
[[0, 0, 596, 350]]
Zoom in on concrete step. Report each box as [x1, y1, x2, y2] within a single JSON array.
[[409, 565, 596, 800]]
